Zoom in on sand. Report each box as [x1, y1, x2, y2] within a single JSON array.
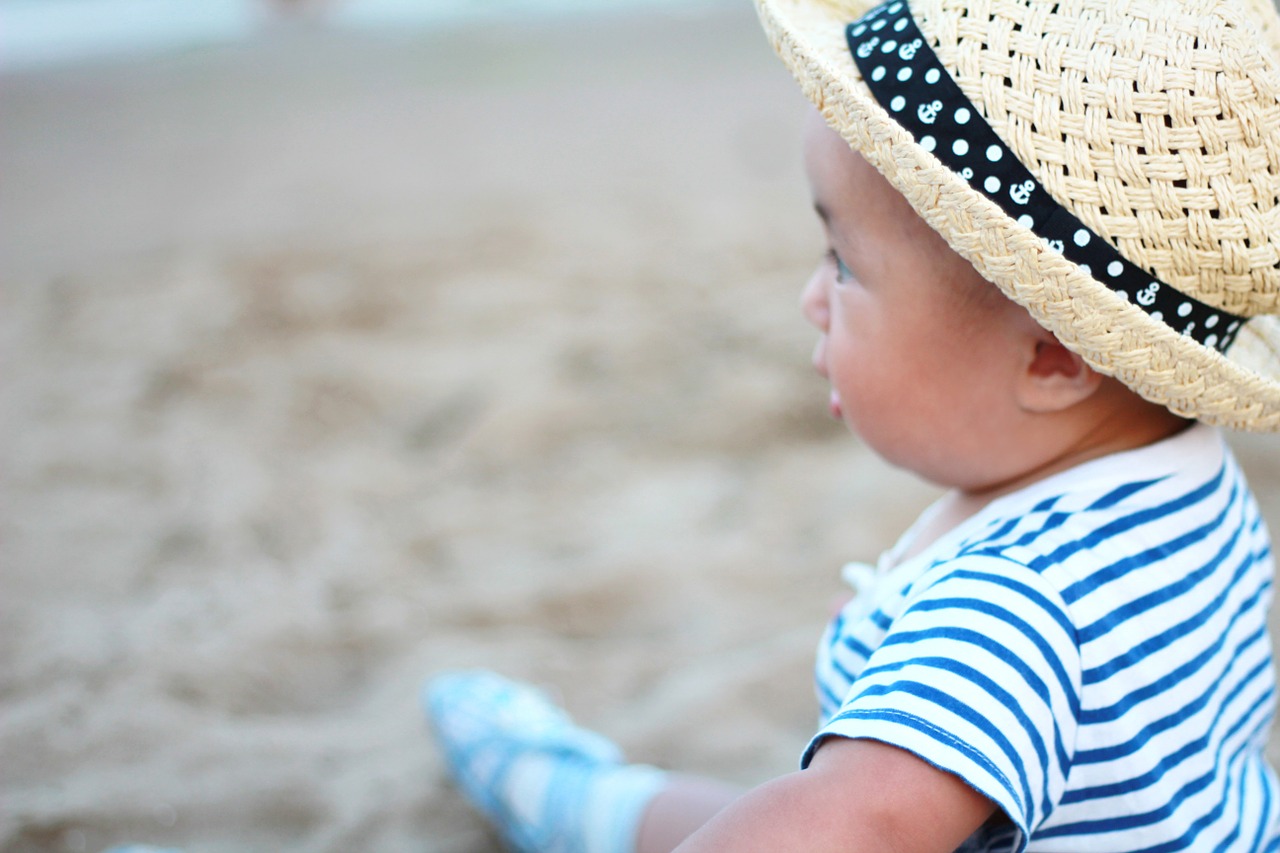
[[3, 8, 1280, 852]]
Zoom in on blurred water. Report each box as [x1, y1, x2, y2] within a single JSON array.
[[0, 0, 258, 70], [0, 0, 734, 71]]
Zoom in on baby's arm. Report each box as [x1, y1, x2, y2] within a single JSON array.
[[672, 736, 996, 852]]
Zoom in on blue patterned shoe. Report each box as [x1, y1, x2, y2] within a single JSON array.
[[423, 670, 664, 853]]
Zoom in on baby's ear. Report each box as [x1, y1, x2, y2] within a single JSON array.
[[1015, 334, 1103, 413]]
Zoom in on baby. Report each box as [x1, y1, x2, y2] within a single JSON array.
[[427, 0, 1280, 848]]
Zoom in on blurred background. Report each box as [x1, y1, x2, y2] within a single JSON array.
[[3, 2, 1279, 851]]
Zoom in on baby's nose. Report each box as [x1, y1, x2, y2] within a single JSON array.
[[801, 269, 829, 331]]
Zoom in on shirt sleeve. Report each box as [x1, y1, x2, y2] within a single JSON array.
[[803, 554, 1083, 843]]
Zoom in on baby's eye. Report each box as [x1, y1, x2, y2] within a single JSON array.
[[826, 249, 853, 283]]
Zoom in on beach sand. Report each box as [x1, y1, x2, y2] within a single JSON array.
[[3, 8, 1280, 852]]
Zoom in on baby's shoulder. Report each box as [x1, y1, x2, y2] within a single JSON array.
[[916, 449, 1265, 629]]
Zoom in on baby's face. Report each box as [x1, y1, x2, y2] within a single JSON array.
[[801, 111, 1027, 487]]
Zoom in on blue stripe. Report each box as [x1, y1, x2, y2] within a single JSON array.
[[1066, 477, 1238, 612], [1081, 528, 1250, 679], [969, 516, 1021, 550], [1015, 511, 1072, 544], [1032, 494, 1065, 513], [1087, 476, 1168, 510], [1213, 751, 1248, 853], [953, 482, 1158, 574], [1130, 725, 1270, 853], [817, 675, 843, 717], [1220, 718, 1276, 853], [1249, 744, 1278, 852], [1081, 573, 1268, 724], [872, 625, 1060, 708], [949, 568, 1078, 650], [1037, 749, 1210, 842], [819, 624, 857, 711], [1042, 690, 1273, 846], [841, 633, 874, 661], [825, 652, 858, 694], [962, 511, 1069, 556], [1247, 680, 1277, 751], [954, 475, 1165, 563], [1064, 652, 1270, 799], [1035, 461, 1227, 590], [1221, 689, 1278, 774], [903, 594, 1079, 718], [865, 645, 1064, 778]]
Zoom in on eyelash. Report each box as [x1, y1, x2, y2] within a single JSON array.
[[826, 249, 853, 282]]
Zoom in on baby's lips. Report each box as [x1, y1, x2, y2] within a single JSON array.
[[829, 389, 843, 420]]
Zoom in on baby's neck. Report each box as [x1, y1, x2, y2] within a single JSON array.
[[896, 491, 992, 564], [899, 410, 1193, 563]]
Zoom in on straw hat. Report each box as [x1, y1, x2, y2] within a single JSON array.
[[756, 0, 1280, 431]]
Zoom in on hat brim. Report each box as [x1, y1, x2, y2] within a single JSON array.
[[757, 0, 1280, 432]]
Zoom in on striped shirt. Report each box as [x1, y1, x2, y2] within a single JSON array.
[[809, 424, 1280, 851]]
